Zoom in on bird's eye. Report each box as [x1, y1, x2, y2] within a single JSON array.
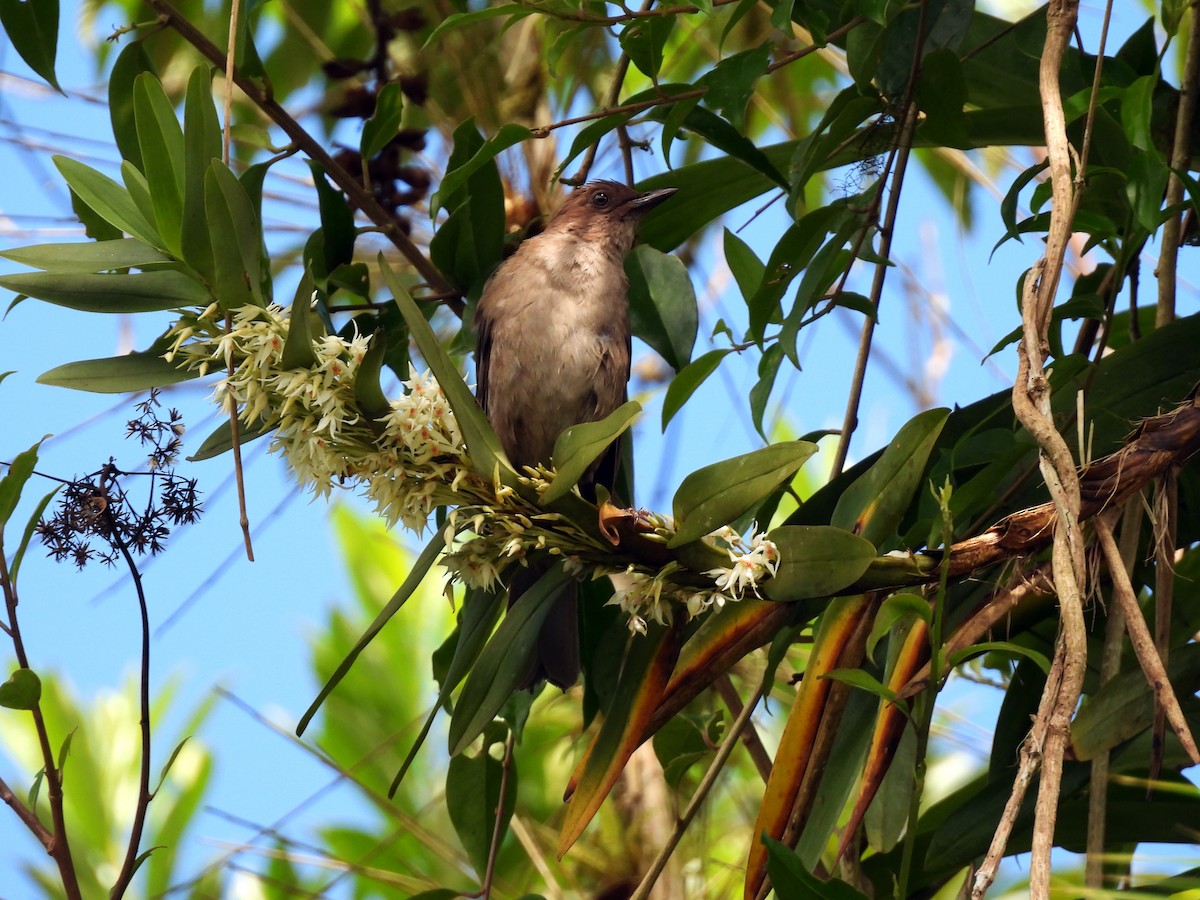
[[592, 192, 610, 209]]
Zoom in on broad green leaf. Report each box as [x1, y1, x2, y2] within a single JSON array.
[[353, 332, 390, 420], [10, 486, 59, 584], [0, 440, 41, 529], [280, 268, 320, 370], [543, 401, 641, 504], [723, 227, 765, 301], [429, 121, 505, 289], [1120, 74, 1158, 153], [205, 160, 264, 308], [186, 416, 272, 462], [382, 257, 510, 481], [447, 728, 518, 878], [763, 525, 877, 601], [698, 44, 770, 127], [181, 66, 221, 284], [429, 122, 532, 219], [669, 441, 817, 547], [133, 73, 186, 255], [763, 836, 869, 900], [38, 346, 198, 393], [831, 408, 949, 547], [0, 668, 41, 710], [296, 530, 447, 736], [0, 270, 209, 314], [0, 0, 60, 91], [53, 155, 160, 246], [662, 349, 732, 430], [619, 16, 674, 81], [866, 592, 931, 662], [626, 245, 698, 372], [448, 565, 572, 755], [0, 239, 170, 273], [307, 161, 357, 280], [361, 82, 405, 158], [108, 40, 156, 170]]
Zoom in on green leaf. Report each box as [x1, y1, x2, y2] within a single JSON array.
[[27, 768, 44, 809], [447, 729, 518, 878], [749, 343, 784, 440], [448, 565, 572, 755], [866, 592, 930, 662], [0, 668, 42, 710], [186, 416, 272, 462], [669, 441, 818, 547], [430, 122, 532, 220], [133, 72, 186, 255], [662, 349, 731, 430], [181, 66, 221, 284], [204, 160, 264, 308], [831, 407, 949, 547], [0, 239, 170, 273], [296, 530, 447, 736], [698, 44, 770, 127], [821, 667, 900, 706], [353, 332, 390, 420], [360, 82, 405, 158], [10, 486, 59, 584], [0, 0, 60, 91], [763, 836, 869, 899], [423, 4, 532, 47], [543, 401, 641, 504], [429, 121, 505, 289], [382, 257, 510, 481], [0, 270, 209, 314], [619, 16, 675, 81], [762, 525, 877, 601], [1120, 74, 1158, 153], [626, 245, 698, 372], [108, 40, 156, 170], [0, 440, 41, 529], [552, 113, 632, 184], [723, 227, 764, 300], [53, 156, 160, 246], [280, 268, 320, 370], [37, 345, 198, 393], [153, 737, 192, 794], [949, 640, 1050, 674], [307, 161, 357, 280]]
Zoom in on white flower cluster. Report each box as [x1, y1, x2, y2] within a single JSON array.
[[607, 526, 780, 634], [164, 303, 784, 631]]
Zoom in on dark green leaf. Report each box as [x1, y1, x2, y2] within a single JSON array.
[[430, 123, 532, 220], [762, 525, 876, 601], [723, 227, 764, 300], [0, 441, 40, 529], [53, 156, 159, 246], [543, 401, 641, 504], [626, 245, 698, 371], [353, 332, 390, 420], [205, 160, 264, 308], [866, 592, 930, 662], [186, 416, 272, 462], [619, 16, 674, 81], [423, 4, 532, 47], [749, 342, 784, 440], [0, 668, 42, 710], [1120, 74, 1157, 152], [763, 836, 869, 899], [552, 114, 632, 184], [662, 349, 731, 430], [670, 441, 817, 547], [10, 486, 59, 584], [699, 45, 770, 127], [780, 216, 864, 366], [108, 40, 156, 170], [280, 269, 320, 370], [644, 98, 787, 188], [430, 120, 505, 289], [831, 408, 949, 547], [447, 731, 518, 878], [0, 239, 170, 273], [448, 565, 572, 754], [0, 0, 60, 91], [296, 530, 447, 736], [0, 270, 209, 314], [307, 161, 357, 280], [361, 82, 405, 158], [822, 667, 900, 705]]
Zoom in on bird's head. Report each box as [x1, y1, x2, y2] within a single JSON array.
[[547, 180, 677, 254]]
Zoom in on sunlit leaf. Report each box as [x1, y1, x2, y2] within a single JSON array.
[[0, 239, 170, 274], [53, 156, 160, 246], [763, 525, 877, 601], [543, 401, 641, 504], [361, 82, 405, 158], [627, 245, 698, 372], [0, 668, 42, 710]]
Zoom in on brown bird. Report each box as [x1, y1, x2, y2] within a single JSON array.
[[474, 180, 677, 688]]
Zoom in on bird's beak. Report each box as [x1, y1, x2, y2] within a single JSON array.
[[629, 187, 678, 213]]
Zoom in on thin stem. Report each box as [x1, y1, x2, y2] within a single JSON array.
[[1150, 472, 1178, 784], [0, 774, 53, 846], [222, 0, 239, 164], [713, 674, 771, 782], [480, 730, 516, 899], [224, 310, 255, 562], [629, 684, 763, 900]]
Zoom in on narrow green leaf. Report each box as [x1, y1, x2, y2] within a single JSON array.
[[0, 269, 208, 314], [543, 401, 641, 504], [448, 565, 572, 755], [381, 256, 510, 480], [307, 161, 357, 280], [108, 40, 155, 170], [662, 349, 731, 430], [27, 768, 45, 809], [0, 668, 42, 710], [152, 737, 192, 794], [297, 530, 447, 736], [626, 245, 698, 372], [280, 268, 319, 370], [447, 729, 518, 878], [181, 66, 221, 284], [949, 641, 1050, 674], [37, 346, 199, 393], [353, 332, 390, 420], [186, 416, 271, 462], [133, 73, 186, 255], [552, 114, 633, 184], [10, 486, 59, 584], [831, 408, 949, 547], [762, 525, 877, 601], [121, 160, 158, 232], [749, 343, 784, 440], [205, 160, 264, 308], [423, 4, 532, 47], [0, 239, 170, 274], [361, 82, 405, 158], [53, 156, 159, 246], [430, 123, 532, 220], [821, 667, 900, 705], [865, 592, 930, 663], [0, 440, 41, 529], [723, 227, 764, 300], [0, 0, 60, 91], [669, 441, 817, 547]]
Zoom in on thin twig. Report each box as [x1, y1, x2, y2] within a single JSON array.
[[0, 774, 53, 845], [1150, 472, 1178, 784], [480, 729, 516, 899], [1155, 0, 1200, 327], [629, 684, 763, 900], [713, 674, 771, 782], [224, 313, 255, 561]]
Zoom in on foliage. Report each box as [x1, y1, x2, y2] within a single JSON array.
[[2, 0, 1200, 897]]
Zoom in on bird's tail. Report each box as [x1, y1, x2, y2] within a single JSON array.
[[509, 560, 580, 690]]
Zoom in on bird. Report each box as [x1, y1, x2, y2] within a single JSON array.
[[474, 180, 677, 688]]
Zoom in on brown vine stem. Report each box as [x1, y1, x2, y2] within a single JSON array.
[[713, 674, 772, 782], [629, 683, 763, 900], [141, 0, 455, 302], [480, 729, 516, 900], [0, 775, 52, 846], [0, 549, 81, 899], [1150, 473, 1178, 784], [1156, 0, 1200, 327]]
